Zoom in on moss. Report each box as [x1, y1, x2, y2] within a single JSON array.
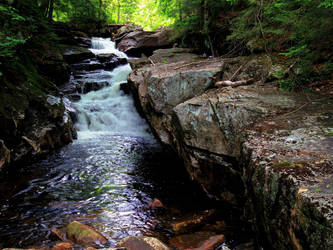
[[272, 161, 295, 168]]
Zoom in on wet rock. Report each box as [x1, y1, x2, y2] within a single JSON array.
[[51, 228, 66, 241], [188, 234, 225, 250], [22, 136, 38, 152], [66, 221, 108, 246], [0, 140, 10, 170], [115, 236, 169, 250], [52, 242, 73, 250], [172, 210, 217, 234], [104, 57, 128, 70], [63, 47, 95, 64], [67, 93, 81, 102], [78, 81, 110, 94], [71, 62, 104, 71], [151, 199, 164, 209], [74, 36, 92, 48], [117, 28, 175, 57], [233, 241, 255, 250], [169, 231, 218, 249], [61, 82, 81, 95], [120, 82, 130, 95], [96, 53, 117, 62]]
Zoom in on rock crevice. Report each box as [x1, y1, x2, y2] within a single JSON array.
[[128, 49, 333, 249]]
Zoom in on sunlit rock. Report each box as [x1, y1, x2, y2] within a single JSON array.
[[117, 28, 175, 57], [115, 236, 169, 250]]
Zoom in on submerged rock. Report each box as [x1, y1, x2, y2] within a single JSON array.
[[115, 236, 169, 250], [172, 210, 217, 235], [66, 221, 108, 247], [169, 231, 217, 249], [96, 53, 118, 62], [189, 234, 225, 250]]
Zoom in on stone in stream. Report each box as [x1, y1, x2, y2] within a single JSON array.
[[51, 242, 73, 250], [63, 47, 95, 64], [172, 210, 217, 235], [104, 57, 128, 70], [96, 53, 118, 62], [78, 80, 110, 94], [169, 232, 225, 250], [51, 228, 67, 242], [150, 199, 164, 209], [115, 236, 169, 250], [120, 82, 130, 95], [67, 93, 81, 102], [71, 62, 104, 71], [65, 221, 108, 247]]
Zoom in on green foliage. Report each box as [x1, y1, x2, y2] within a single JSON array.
[[0, 4, 28, 59], [226, 0, 333, 90]]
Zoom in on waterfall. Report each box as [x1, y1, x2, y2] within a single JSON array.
[[90, 37, 128, 58], [74, 38, 151, 138]]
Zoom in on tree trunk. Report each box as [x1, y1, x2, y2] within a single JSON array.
[[99, 0, 102, 19], [178, 0, 182, 22], [48, 0, 54, 21], [40, 0, 49, 17]]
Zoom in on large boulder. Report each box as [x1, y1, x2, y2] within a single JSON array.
[[117, 27, 175, 57], [114, 23, 143, 41], [240, 97, 333, 249], [128, 49, 223, 145], [128, 51, 333, 249]]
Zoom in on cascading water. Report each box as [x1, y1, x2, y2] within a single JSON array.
[[0, 38, 247, 249], [0, 38, 205, 248], [74, 38, 150, 136], [89, 37, 128, 58]]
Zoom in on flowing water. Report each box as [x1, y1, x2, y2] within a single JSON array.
[[0, 38, 250, 249]]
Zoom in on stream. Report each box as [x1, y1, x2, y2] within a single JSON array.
[[0, 38, 251, 249]]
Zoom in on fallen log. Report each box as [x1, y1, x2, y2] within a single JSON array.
[[215, 78, 255, 88]]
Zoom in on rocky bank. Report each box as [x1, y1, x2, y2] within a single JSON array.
[[0, 23, 112, 171], [128, 48, 333, 249]]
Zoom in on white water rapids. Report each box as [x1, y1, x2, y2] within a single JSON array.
[[74, 38, 151, 138]]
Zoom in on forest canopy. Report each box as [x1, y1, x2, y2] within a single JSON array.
[[1, 0, 332, 89]]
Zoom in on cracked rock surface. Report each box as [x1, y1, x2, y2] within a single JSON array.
[[128, 49, 333, 249]]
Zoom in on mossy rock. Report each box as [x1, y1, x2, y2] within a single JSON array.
[[66, 221, 108, 247]]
